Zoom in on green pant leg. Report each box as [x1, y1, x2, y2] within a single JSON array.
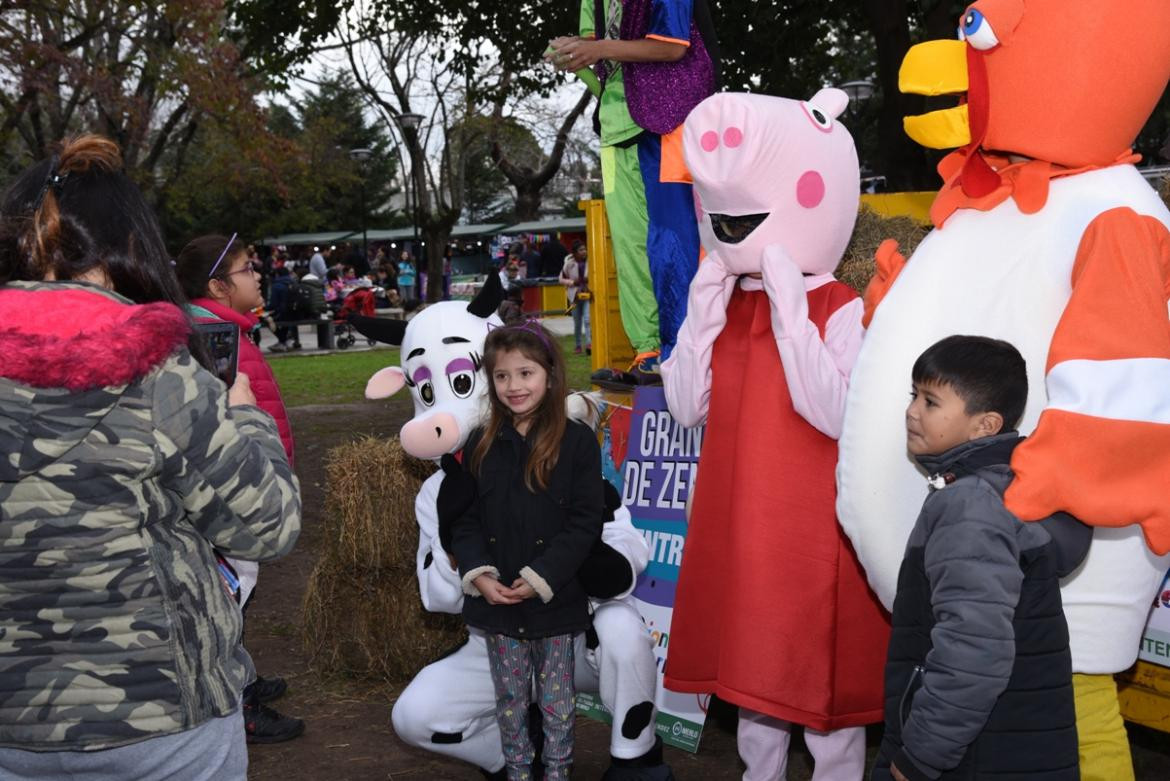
[[602, 143, 659, 355]]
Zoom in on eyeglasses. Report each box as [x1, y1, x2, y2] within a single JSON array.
[[222, 261, 262, 277]]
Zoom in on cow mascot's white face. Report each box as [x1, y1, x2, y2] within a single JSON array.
[[351, 275, 505, 460]]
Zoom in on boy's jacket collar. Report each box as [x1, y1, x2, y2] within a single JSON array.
[[914, 432, 1022, 484]]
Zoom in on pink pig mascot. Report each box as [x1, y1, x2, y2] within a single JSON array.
[[660, 91, 890, 779]]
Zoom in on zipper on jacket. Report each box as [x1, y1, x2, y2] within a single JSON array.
[[900, 664, 925, 730], [145, 535, 199, 727]]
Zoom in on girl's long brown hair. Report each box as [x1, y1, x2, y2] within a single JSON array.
[[471, 323, 568, 492]]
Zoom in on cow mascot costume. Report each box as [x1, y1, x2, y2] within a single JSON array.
[[350, 278, 674, 780], [659, 91, 890, 779], [837, 3, 1170, 779]]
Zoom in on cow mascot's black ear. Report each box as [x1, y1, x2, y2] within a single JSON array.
[[578, 482, 634, 599], [467, 272, 504, 318], [348, 313, 408, 346]]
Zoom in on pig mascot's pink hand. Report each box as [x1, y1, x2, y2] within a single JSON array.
[[661, 252, 739, 428], [759, 245, 809, 340]]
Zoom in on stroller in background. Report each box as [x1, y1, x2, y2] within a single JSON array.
[[333, 288, 377, 349]]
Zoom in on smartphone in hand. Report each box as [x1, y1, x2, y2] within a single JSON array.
[[194, 321, 240, 388]]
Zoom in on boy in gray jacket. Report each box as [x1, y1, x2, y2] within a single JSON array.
[[873, 335, 1089, 781]]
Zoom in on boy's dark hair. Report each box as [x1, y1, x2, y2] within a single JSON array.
[[912, 335, 1028, 429], [572, 240, 585, 252]]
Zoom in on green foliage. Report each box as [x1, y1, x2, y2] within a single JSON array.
[[367, 1, 577, 99], [294, 73, 399, 230], [227, 0, 349, 84], [158, 73, 399, 248]]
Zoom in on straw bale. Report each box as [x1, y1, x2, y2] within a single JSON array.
[[836, 206, 931, 294], [321, 436, 435, 571], [303, 559, 466, 683]]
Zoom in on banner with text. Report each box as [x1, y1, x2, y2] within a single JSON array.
[[577, 386, 710, 752], [1139, 569, 1170, 667]]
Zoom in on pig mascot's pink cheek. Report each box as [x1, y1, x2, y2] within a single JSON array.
[[796, 170, 826, 209]]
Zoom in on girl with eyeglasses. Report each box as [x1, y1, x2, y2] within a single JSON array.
[[174, 234, 304, 745]]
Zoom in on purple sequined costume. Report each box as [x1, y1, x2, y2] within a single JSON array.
[[620, 0, 716, 135]]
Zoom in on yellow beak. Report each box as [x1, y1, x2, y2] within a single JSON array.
[[899, 39, 971, 149]]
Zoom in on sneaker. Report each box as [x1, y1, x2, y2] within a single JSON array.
[[268, 343, 288, 353], [244, 699, 304, 744], [249, 675, 288, 704], [628, 351, 663, 386], [574, 346, 583, 354], [630, 350, 660, 374], [290, 342, 302, 351]]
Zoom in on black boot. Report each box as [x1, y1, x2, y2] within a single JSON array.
[[243, 687, 304, 744], [601, 737, 675, 781]]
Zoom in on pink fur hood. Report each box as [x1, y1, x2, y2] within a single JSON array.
[[0, 281, 191, 391]]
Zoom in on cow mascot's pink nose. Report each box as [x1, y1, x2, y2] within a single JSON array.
[[400, 412, 461, 460]]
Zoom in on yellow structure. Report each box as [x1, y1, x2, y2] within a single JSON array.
[[1118, 661, 1170, 733], [860, 191, 936, 224], [580, 199, 635, 371], [538, 284, 569, 316]]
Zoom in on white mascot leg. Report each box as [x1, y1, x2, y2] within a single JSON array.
[[803, 726, 866, 781], [737, 709, 792, 780], [391, 632, 505, 774]]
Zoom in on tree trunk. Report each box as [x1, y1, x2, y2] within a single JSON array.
[[491, 88, 592, 220], [513, 185, 543, 221], [862, 0, 938, 190]]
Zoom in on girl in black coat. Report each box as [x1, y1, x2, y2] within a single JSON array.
[[451, 319, 603, 781]]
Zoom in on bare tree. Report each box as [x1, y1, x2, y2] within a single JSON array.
[[0, 0, 262, 188], [486, 70, 593, 221], [339, 6, 501, 301]]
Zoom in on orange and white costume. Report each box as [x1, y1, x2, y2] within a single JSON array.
[[836, 3, 1170, 779]]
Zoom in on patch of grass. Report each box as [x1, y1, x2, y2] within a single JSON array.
[[560, 335, 594, 391], [269, 336, 594, 409], [269, 348, 401, 407]]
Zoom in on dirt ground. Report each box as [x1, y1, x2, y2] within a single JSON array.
[[243, 401, 1170, 780]]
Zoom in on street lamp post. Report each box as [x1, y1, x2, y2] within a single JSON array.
[[348, 147, 373, 266], [836, 80, 878, 188], [397, 112, 424, 261], [838, 80, 875, 114]]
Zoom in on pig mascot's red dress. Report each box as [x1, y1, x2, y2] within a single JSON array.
[[661, 90, 889, 780]]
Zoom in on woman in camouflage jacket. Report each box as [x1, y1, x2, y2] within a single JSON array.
[[0, 136, 301, 779]]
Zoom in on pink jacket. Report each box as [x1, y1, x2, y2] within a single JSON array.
[[191, 297, 294, 464]]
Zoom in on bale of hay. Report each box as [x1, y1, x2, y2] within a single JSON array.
[[836, 205, 931, 294], [303, 435, 466, 683], [303, 559, 466, 682], [320, 436, 435, 571]]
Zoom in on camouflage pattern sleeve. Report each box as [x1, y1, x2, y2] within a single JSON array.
[[149, 349, 301, 561]]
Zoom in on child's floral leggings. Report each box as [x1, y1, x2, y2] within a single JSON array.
[[485, 632, 575, 781]]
